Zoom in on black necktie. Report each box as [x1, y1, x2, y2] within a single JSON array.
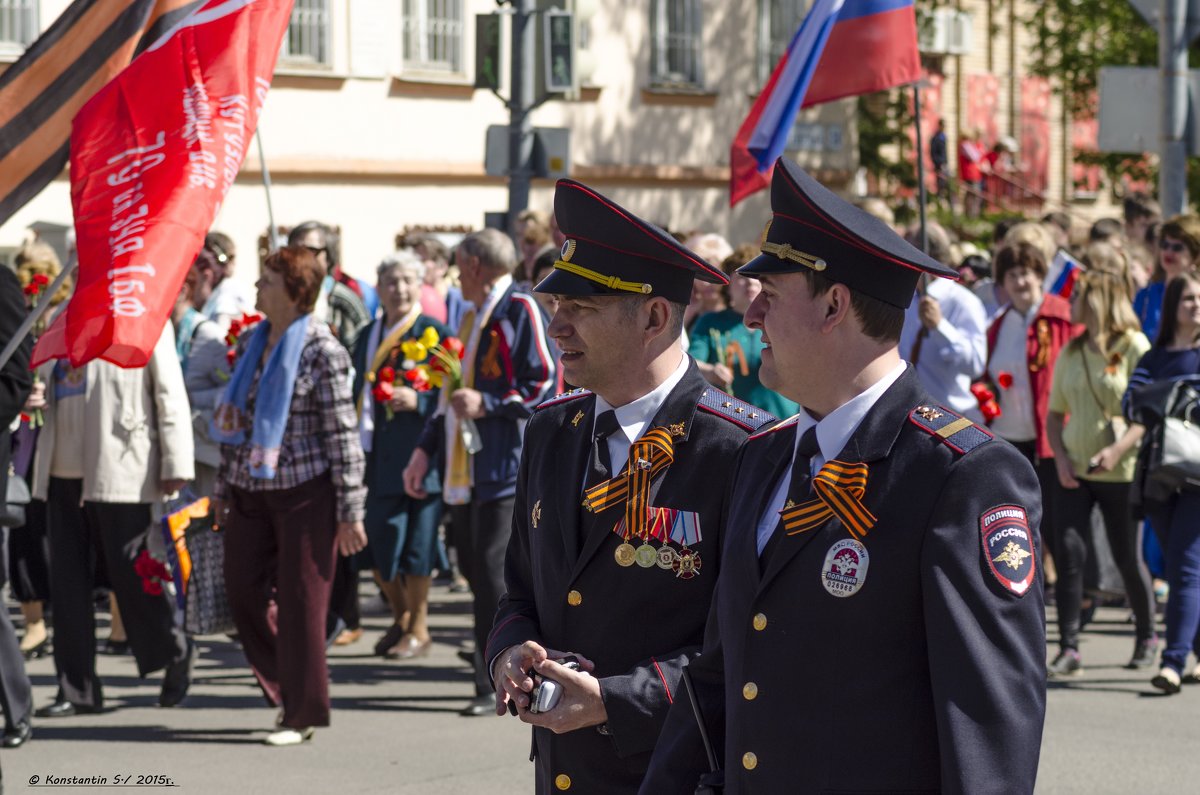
[[760, 426, 820, 570], [586, 410, 621, 491]]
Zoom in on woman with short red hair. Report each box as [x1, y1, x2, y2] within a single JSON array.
[[211, 245, 367, 746]]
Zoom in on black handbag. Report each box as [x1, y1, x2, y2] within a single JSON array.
[[1, 463, 31, 528]]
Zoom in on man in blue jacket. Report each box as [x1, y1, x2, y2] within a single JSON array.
[[404, 228, 556, 716]]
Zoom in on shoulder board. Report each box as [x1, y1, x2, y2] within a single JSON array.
[[537, 387, 592, 411], [697, 389, 776, 432], [908, 404, 993, 455], [748, 413, 800, 441]]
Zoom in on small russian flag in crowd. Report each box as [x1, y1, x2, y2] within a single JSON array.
[[731, 0, 923, 205], [1046, 249, 1082, 298]]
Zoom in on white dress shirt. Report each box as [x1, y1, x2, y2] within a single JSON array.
[[899, 278, 988, 421], [755, 361, 907, 554], [593, 353, 690, 475]]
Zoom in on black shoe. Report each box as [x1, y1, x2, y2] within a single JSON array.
[[457, 648, 477, 667], [99, 639, 130, 656], [374, 624, 407, 657], [459, 695, 495, 717], [159, 644, 195, 708], [1, 719, 32, 748], [1127, 637, 1160, 670], [34, 700, 102, 718], [21, 639, 48, 661]]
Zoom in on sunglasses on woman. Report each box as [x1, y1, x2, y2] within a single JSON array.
[[1160, 239, 1188, 253]]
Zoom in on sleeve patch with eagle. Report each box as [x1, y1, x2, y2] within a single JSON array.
[[980, 504, 1036, 597]]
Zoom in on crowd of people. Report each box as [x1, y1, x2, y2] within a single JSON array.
[[2, 181, 1199, 770]]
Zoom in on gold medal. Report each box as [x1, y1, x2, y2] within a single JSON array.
[[656, 545, 678, 570], [614, 543, 636, 567], [634, 543, 658, 568]]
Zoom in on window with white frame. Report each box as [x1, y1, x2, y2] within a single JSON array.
[[283, 0, 331, 66], [758, 0, 807, 83], [0, 0, 38, 52], [402, 0, 464, 73], [650, 0, 703, 87]]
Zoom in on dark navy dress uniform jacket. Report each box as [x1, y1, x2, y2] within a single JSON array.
[[642, 367, 1047, 795], [486, 361, 774, 794]]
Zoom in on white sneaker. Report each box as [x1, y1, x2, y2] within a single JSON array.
[[1151, 667, 1182, 695], [264, 727, 314, 746]]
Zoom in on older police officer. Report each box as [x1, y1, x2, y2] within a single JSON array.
[[486, 180, 775, 794], [643, 159, 1046, 794]]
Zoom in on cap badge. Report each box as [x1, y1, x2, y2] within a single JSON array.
[[560, 239, 577, 262]]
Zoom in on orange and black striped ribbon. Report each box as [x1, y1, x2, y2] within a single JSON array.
[[780, 460, 877, 541], [582, 427, 675, 540], [0, 0, 205, 226]]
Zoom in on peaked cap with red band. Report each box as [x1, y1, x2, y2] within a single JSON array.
[[536, 179, 726, 305], [739, 158, 958, 309]]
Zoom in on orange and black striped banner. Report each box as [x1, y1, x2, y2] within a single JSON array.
[[781, 460, 877, 540], [0, 0, 204, 227]]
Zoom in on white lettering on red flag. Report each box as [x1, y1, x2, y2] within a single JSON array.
[[32, 0, 293, 368]]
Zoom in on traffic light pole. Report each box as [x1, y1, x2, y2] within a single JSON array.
[[507, 0, 536, 234], [1161, 0, 1189, 216]]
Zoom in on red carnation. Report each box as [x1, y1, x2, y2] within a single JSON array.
[[378, 366, 396, 383], [33, 273, 50, 286], [143, 579, 164, 596], [372, 381, 395, 403], [997, 371, 1014, 390]]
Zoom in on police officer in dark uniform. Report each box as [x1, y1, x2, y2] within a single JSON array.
[[643, 159, 1046, 794], [486, 179, 776, 794]]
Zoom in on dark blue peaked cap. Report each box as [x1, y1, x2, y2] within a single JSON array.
[[739, 158, 958, 309], [535, 179, 726, 305]]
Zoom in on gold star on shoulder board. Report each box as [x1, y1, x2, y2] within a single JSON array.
[[784, 499, 797, 510], [571, 410, 585, 428], [669, 422, 686, 437], [532, 500, 542, 528], [993, 541, 1031, 571], [917, 406, 944, 421]]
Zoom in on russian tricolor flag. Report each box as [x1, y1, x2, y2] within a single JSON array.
[[1046, 249, 1082, 298], [731, 0, 923, 206]]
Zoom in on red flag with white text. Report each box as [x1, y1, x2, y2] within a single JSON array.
[[32, 0, 293, 368]]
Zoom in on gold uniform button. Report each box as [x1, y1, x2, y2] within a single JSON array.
[[742, 752, 758, 770], [753, 613, 768, 631], [742, 682, 758, 700], [555, 773, 572, 790], [567, 590, 582, 607]]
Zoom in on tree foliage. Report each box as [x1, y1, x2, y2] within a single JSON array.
[[1025, 0, 1200, 199]]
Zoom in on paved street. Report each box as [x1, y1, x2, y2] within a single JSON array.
[[2, 588, 1198, 794]]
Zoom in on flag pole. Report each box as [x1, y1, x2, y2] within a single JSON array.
[[912, 82, 929, 257], [255, 128, 278, 253], [0, 253, 78, 374]]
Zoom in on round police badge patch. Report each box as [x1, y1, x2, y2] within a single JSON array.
[[821, 539, 869, 598], [980, 504, 1036, 596]]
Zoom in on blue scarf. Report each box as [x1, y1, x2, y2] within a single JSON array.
[[210, 314, 311, 479]]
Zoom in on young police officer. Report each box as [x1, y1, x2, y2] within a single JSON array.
[[486, 180, 775, 793], [643, 159, 1046, 794]]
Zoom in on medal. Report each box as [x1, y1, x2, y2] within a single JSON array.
[[656, 545, 678, 570], [673, 549, 702, 579], [821, 538, 869, 597], [634, 543, 658, 568], [614, 543, 636, 567]]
